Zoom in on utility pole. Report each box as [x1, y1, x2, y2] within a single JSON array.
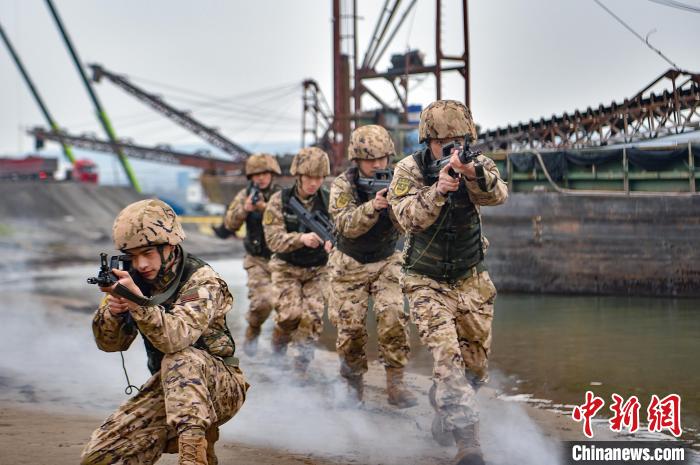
[[0, 20, 75, 163], [44, 0, 141, 191]]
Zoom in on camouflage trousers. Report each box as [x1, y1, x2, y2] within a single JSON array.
[[81, 347, 248, 465], [269, 257, 328, 367], [243, 254, 276, 329], [329, 250, 410, 379], [402, 269, 496, 431]]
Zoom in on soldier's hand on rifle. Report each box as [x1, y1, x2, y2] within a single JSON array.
[[450, 150, 476, 179], [301, 232, 323, 248], [255, 199, 266, 212], [106, 295, 130, 316], [372, 188, 389, 210], [323, 240, 333, 253], [101, 269, 144, 311], [244, 194, 256, 212], [437, 164, 460, 195]]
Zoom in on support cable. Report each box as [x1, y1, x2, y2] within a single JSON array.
[[593, 0, 683, 71]]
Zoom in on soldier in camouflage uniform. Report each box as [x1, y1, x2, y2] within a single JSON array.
[[262, 147, 333, 376], [82, 199, 248, 465], [387, 101, 508, 465], [329, 125, 416, 408], [224, 153, 282, 356]]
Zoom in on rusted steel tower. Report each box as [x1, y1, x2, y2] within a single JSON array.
[[301, 79, 334, 151], [331, 0, 471, 171]]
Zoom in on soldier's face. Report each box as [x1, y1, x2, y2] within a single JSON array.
[[299, 175, 324, 197], [357, 157, 388, 178], [250, 172, 272, 189], [429, 137, 462, 160], [124, 245, 172, 281]]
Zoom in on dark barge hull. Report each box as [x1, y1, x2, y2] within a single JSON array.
[[481, 192, 700, 297]]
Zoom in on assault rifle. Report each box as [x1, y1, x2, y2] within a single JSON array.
[[426, 135, 482, 179], [289, 196, 336, 246], [212, 182, 262, 239], [248, 181, 262, 205], [87, 253, 131, 287], [356, 169, 392, 197]]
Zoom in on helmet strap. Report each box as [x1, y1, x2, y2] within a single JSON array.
[[154, 244, 180, 289]]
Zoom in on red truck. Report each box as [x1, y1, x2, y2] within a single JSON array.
[[71, 158, 98, 183], [0, 156, 98, 183]]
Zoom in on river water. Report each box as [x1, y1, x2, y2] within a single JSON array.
[[6, 258, 698, 448]]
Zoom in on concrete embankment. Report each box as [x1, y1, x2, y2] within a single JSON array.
[[483, 192, 700, 297], [0, 182, 242, 268], [4, 182, 698, 296]]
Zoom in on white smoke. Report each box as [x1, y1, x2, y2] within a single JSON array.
[[0, 258, 150, 413], [214, 259, 450, 464], [0, 256, 565, 464], [478, 373, 563, 465]]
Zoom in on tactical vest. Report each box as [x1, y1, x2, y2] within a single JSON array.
[[403, 148, 485, 282], [336, 167, 399, 264], [244, 184, 280, 258], [129, 251, 236, 374], [276, 186, 330, 268]]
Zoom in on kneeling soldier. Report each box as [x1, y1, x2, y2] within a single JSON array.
[[82, 199, 248, 465], [224, 153, 282, 356], [262, 147, 333, 376], [329, 125, 416, 408]]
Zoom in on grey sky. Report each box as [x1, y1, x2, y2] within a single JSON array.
[[2, 0, 699, 158]]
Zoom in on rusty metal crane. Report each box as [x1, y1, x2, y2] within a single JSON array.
[[479, 69, 700, 151], [29, 127, 242, 173], [89, 64, 250, 163]]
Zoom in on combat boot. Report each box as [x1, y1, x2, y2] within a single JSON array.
[[205, 426, 219, 465], [178, 429, 208, 465], [344, 375, 364, 405], [243, 325, 261, 357], [453, 423, 485, 465], [386, 367, 418, 408], [293, 357, 311, 384], [271, 326, 290, 355], [430, 384, 454, 446]]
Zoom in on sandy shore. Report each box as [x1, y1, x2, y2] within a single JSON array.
[[0, 348, 637, 465], [0, 405, 347, 465]]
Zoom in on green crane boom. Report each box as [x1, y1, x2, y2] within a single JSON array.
[[44, 0, 140, 191], [0, 20, 75, 163]]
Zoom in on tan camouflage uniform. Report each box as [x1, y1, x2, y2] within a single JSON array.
[[81, 199, 248, 465], [329, 172, 409, 379], [224, 188, 276, 331], [387, 113, 508, 433], [263, 188, 329, 370]]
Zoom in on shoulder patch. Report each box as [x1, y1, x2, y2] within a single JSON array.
[[263, 209, 274, 225], [393, 177, 411, 197], [335, 192, 352, 209], [179, 288, 202, 304]]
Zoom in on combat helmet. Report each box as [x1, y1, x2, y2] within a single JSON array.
[[245, 153, 282, 176], [113, 199, 185, 251], [290, 147, 330, 177], [418, 100, 477, 143], [347, 125, 396, 161]]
